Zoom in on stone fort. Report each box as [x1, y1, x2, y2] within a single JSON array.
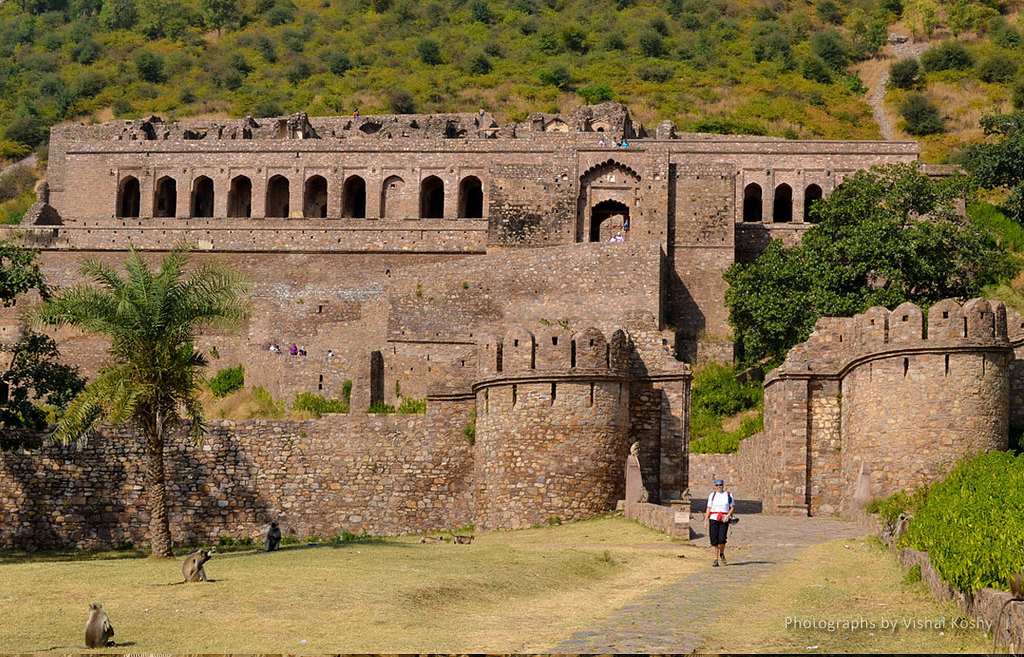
[[0, 102, 1018, 549]]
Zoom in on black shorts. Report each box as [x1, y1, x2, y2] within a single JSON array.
[[709, 518, 730, 546]]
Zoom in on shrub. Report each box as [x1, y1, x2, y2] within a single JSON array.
[[636, 62, 673, 82], [637, 29, 666, 58], [209, 364, 244, 397], [0, 165, 36, 203], [467, 53, 491, 75], [134, 50, 165, 83], [817, 0, 843, 24], [388, 88, 416, 114], [253, 99, 282, 117], [251, 385, 285, 418], [692, 363, 762, 416], [801, 54, 831, 84], [417, 38, 441, 65], [265, 3, 294, 25], [469, 0, 491, 24], [4, 116, 46, 147], [285, 59, 312, 85], [538, 63, 571, 89], [292, 391, 348, 416], [810, 28, 847, 70], [899, 92, 943, 135], [888, 57, 919, 89], [321, 48, 351, 75], [577, 84, 613, 105], [395, 397, 426, 413], [341, 379, 353, 407], [368, 399, 396, 413], [902, 451, 1024, 593], [463, 408, 476, 445], [68, 69, 107, 100], [977, 52, 1017, 84], [920, 41, 972, 72], [99, 0, 138, 30]]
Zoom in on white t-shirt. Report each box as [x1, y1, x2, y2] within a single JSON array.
[[707, 490, 733, 520]]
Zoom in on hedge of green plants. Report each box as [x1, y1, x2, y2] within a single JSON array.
[[882, 451, 1024, 594]]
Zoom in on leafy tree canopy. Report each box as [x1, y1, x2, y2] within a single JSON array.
[[958, 111, 1024, 221], [724, 163, 1016, 367]]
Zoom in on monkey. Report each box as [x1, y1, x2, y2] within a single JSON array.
[[449, 530, 474, 544], [85, 602, 114, 648], [182, 548, 215, 583], [419, 535, 445, 543], [265, 521, 281, 552], [893, 513, 911, 539], [629, 441, 640, 456]]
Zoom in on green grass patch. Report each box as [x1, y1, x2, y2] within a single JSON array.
[[689, 363, 763, 454], [0, 515, 703, 653]]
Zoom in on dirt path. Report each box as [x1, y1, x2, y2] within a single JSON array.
[[551, 512, 866, 653], [0, 153, 37, 178], [867, 34, 933, 140]]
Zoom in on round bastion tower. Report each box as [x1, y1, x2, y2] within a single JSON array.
[[472, 325, 632, 530]]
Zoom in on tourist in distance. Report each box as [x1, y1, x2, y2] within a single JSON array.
[[704, 478, 735, 567]]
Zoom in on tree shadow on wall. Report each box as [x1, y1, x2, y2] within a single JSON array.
[[0, 430, 131, 551], [165, 423, 272, 546]]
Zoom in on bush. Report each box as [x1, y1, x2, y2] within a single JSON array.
[[888, 57, 919, 89], [388, 88, 416, 114], [902, 451, 1024, 593], [4, 116, 46, 147], [292, 391, 348, 416], [692, 363, 762, 416], [810, 28, 847, 70], [538, 63, 571, 89], [467, 53, 491, 75], [801, 54, 831, 84], [417, 38, 441, 65], [253, 99, 282, 117], [209, 364, 244, 397], [577, 84, 612, 104], [899, 92, 943, 135], [134, 50, 164, 83], [637, 29, 665, 58], [977, 52, 1017, 84], [0, 165, 36, 203], [265, 3, 294, 25], [251, 385, 285, 418], [920, 41, 972, 72], [636, 62, 673, 82], [321, 48, 351, 75]]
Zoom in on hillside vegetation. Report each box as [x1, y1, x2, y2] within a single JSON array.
[[0, 0, 908, 159]]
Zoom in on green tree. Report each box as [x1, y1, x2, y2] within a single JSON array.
[[0, 331, 85, 444], [959, 112, 1024, 221], [889, 57, 919, 89], [35, 248, 251, 557], [417, 38, 441, 65], [0, 241, 47, 304], [98, 0, 137, 30], [201, 0, 237, 36], [133, 50, 164, 83], [899, 92, 943, 135], [724, 164, 1014, 366], [946, 0, 970, 37]]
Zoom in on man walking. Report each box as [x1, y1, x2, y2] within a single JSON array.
[[704, 478, 735, 567]]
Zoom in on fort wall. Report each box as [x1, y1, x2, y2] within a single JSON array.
[[0, 405, 475, 550]]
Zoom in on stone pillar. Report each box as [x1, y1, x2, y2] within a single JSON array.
[[625, 453, 643, 521]]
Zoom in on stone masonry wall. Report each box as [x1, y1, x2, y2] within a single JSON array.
[[0, 404, 475, 550]]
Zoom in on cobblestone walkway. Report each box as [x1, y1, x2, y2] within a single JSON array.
[[552, 509, 868, 653]]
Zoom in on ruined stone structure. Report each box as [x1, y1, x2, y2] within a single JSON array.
[[12, 102, 1010, 549]]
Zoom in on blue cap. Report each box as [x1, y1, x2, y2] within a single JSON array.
[[714, 478, 724, 485]]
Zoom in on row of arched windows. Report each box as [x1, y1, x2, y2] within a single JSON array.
[[117, 174, 485, 219], [742, 183, 824, 223]]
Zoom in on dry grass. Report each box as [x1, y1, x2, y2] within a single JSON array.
[[698, 537, 992, 654], [0, 515, 704, 653]]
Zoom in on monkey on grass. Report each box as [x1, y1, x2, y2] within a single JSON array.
[[265, 521, 281, 552], [85, 602, 114, 648], [182, 548, 216, 583]]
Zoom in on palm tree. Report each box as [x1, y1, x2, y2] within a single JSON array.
[[35, 247, 251, 557]]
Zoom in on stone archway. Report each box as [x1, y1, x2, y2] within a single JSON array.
[[577, 160, 640, 242], [590, 199, 629, 242]]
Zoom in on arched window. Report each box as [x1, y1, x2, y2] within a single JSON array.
[[154, 176, 177, 218], [773, 183, 792, 223], [743, 183, 762, 223], [303, 175, 328, 218], [266, 175, 290, 218], [191, 176, 214, 217], [458, 176, 483, 218], [117, 176, 140, 218], [804, 184, 823, 223], [380, 175, 404, 219], [227, 176, 252, 218], [343, 175, 366, 218], [420, 175, 444, 218]]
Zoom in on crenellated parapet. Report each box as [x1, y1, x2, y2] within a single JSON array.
[[762, 297, 1011, 517], [770, 298, 1011, 382]]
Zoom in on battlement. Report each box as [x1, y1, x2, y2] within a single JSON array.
[[477, 325, 632, 380], [771, 298, 1011, 380]]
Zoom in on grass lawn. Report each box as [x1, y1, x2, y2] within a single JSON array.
[[0, 514, 703, 653], [698, 537, 993, 654]]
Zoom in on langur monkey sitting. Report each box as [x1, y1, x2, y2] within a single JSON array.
[[182, 548, 215, 583], [265, 521, 281, 552], [85, 602, 114, 648]]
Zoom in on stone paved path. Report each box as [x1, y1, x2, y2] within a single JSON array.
[[552, 508, 868, 654]]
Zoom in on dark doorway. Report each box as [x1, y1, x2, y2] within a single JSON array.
[[154, 177, 177, 217], [458, 176, 483, 218], [343, 176, 366, 218], [773, 183, 793, 223], [743, 183, 762, 223], [228, 176, 252, 217], [420, 176, 444, 218], [590, 199, 629, 242], [191, 176, 214, 217], [304, 175, 328, 218], [370, 350, 384, 407], [118, 176, 140, 218], [266, 175, 289, 218], [804, 184, 823, 222]]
